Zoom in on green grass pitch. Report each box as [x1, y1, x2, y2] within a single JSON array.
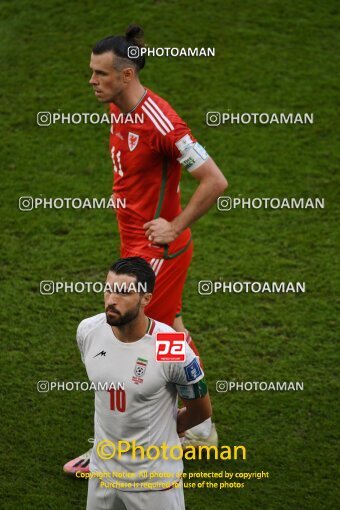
[[0, 0, 339, 508]]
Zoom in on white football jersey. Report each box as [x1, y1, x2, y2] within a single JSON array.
[[77, 313, 204, 490]]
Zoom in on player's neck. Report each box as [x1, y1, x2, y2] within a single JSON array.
[[111, 314, 150, 343], [113, 82, 146, 114]]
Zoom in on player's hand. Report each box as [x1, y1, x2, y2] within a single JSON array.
[[143, 218, 178, 244]]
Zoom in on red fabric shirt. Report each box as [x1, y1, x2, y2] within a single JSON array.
[[109, 88, 195, 259]]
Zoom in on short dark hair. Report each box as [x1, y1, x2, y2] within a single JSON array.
[[92, 24, 146, 72], [109, 257, 155, 293]]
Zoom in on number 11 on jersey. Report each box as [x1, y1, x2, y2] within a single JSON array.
[[111, 146, 123, 176]]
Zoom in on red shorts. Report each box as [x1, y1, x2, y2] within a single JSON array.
[[122, 241, 193, 326]]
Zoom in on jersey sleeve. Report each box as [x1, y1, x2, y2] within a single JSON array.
[[148, 100, 197, 161], [148, 100, 210, 172], [165, 342, 204, 386], [76, 321, 86, 364]]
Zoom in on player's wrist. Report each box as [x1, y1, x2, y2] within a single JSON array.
[[171, 218, 183, 239]]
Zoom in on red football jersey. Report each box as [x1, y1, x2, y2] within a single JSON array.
[[109, 88, 195, 259]]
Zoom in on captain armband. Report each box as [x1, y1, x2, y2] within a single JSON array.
[[175, 134, 209, 172], [176, 378, 208, 400]]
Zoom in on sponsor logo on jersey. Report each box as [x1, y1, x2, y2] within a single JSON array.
[[156, 332, 186, 362], [132, 357, 148, 384], [93, 350, 106, 358], [128, 132, 139, 151], [184, 358, 202, 382]]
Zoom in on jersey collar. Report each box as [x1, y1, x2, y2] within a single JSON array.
[[125, 88, 148, 114], [146, 317, 156, 336]]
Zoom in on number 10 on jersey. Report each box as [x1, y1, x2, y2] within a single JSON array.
[[108, 388, 126, 412]]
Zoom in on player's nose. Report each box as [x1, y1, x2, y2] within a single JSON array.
[[107, 293, 119, 306], [89, 73, 98, 85]]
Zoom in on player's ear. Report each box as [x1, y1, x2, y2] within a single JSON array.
[[122, 67, 135, 83], [141, 292, 152, 308]]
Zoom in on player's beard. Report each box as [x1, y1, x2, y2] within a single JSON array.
[[105, 302, 141, 327]]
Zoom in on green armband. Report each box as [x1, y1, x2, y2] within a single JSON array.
[[176, 378, 207, 400]]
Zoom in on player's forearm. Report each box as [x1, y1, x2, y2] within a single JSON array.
[[177, 408, 200, 435], [172, 174, 227, 236], [177, 400, 212, 435]]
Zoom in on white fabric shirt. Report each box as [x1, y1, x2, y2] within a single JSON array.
[[77, 313, 204, 490]]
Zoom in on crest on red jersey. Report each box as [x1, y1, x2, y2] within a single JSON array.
[[128, 132, 139, 151]]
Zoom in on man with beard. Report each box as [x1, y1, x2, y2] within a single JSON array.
[[77, 257, 211, 510]]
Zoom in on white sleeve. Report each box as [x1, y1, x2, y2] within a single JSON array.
[[76, 322, 85, 364], [166, 342, 204, 385]]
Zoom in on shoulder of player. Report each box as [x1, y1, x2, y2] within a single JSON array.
[[150, 319, 176, 335], [77, 313, 106, 340], [145, 90, 176, 114], [148, 320, 193, 355], [142, 90, 184, 135]]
